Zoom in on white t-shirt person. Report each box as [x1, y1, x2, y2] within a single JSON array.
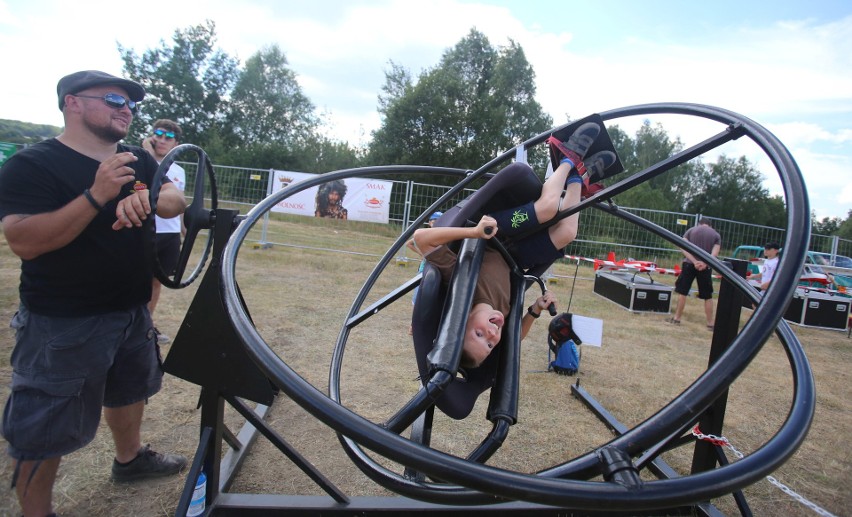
[[753, 244, 780, 290], [155, 163, 185, 234]]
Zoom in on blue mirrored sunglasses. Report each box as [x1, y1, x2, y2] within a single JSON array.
[[72, 93, 138, 113], [153, 129, 176, 139]]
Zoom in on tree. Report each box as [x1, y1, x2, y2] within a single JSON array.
[[686, 155, 782, 224], [118, 20, 239, 147], [368, 29, 552, 172], [607, 121, 697, 211], [602, 123, 786, 227], [219, 135, 363, 173], [0, 119, 61, 144], [812, 214, 842, 236], [226, 45, 319, 147], [836, 210, 852, 240]]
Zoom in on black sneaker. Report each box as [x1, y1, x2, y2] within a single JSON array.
[[579, 151, 616, 199], [583, 150, 616, 183], [111, 444, 187, 483], [547, 122, 601, 173]]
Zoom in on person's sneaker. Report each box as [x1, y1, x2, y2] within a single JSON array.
[[574, 151, 615, 199], [153, 327, 171, 344], [111, 444, 187, 483], [547, 122, 601, 174], [583, 151, 616, 183]]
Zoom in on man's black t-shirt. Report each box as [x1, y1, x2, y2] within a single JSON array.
[[0, 138, 162, 316]]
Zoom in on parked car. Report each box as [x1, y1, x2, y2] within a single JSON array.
[[729, 245, 766, 276], [808, 252, 852, 269], [807, 252, 852, 291]]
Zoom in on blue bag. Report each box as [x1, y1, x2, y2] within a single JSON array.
[[550, 339, 580, 375], [547, 313, 582, 375]]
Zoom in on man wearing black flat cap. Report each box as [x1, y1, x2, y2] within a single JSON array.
[[0, 70, 187, 516]]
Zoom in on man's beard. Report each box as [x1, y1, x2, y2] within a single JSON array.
[[84, 116, 129, 143]]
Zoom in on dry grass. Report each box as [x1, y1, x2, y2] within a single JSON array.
[[0, 217, 849, 516]]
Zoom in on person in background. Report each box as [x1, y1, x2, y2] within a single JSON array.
[[751, 242, 780, 290], [142, 119, 185, 344], [0, 70, 188, 517], [667, 218, 722, 329]]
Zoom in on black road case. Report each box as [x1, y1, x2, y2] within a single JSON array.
[[783, 289, 851, 330], [593, 271, 673, 313]]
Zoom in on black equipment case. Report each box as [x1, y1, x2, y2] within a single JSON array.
[[593, 271, 673, 313], [783, 289, 851, 330]]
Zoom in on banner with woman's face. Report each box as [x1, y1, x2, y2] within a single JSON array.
[[270, 170, 393, 223]]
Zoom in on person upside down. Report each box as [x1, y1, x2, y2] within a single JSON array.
[[407, 122, 615, 368]]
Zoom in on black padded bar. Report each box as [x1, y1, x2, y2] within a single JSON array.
[[427, 238, 486, 374], [486, 273, 526, 424]]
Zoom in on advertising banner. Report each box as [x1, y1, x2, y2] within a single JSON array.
[[270, 171, 393, 224], [0, 142, 18, 167]]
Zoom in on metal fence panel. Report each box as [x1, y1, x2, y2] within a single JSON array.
[[180, 161, 851, 266]]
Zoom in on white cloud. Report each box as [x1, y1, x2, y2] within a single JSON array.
[[2, 1, 850, 219]]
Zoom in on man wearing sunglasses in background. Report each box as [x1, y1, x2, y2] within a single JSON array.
[[142, 119, 185, 346], [0, 70, 187, 517]]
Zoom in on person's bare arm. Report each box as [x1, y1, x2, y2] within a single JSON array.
[[407, 215, 497, 257], [111, 182, 186, 230], [3, 152, 140, 260], [3, 202, 97, 260], [521, 291, 556, 340], [157, 183, 186, 218], [681, 248, 706, 271]]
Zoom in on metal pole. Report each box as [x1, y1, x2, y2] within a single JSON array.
[[260, 168, 275, 245]]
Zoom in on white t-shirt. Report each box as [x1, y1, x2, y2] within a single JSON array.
[[761, 256, 779, 285], [155, 162, 185, 234]]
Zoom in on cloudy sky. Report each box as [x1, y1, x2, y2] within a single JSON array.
[[1, 0, 850, 219]]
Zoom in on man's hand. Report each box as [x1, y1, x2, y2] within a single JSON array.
[[89, 152, 138, 207], [112, 189, 151, 230], [141, 136, 156, 155]]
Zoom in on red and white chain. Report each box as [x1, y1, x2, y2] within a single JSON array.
[[691, 425, 837, 517]]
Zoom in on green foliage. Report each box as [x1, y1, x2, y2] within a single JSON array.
[[368, 29, 552, 174], [0, 119, 61, 144], [607, 121, 695, 211], [226, 45, 320, 147], [813, 213, 843, 235], [117, 22, 363, 176], [9, 22, 846, 236], [686, 156, 784, 225], [836, 210, 852, 240], [118, 20, 240, 147], [216, 135, 363, 174], [603, 121, 789, 228], [289, 135, 365, 173]]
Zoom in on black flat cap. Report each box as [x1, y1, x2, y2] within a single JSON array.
[[57, 70, 145, 110]]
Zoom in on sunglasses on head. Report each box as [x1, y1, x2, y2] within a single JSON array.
[[72, 92, 138, 114], [153, 129, 176, 139]]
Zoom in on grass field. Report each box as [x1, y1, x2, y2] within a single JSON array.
[[0, 215, 849, 516]]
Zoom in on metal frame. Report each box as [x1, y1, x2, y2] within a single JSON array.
[[163, 103, 815, 515]]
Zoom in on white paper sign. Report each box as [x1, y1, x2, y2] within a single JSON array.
[[572, 315, 604, 347]]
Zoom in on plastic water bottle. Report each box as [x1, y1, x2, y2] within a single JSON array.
[[186, 471, 206, 516]]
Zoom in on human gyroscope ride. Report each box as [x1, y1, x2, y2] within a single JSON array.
[[150, 103, 814, 516]]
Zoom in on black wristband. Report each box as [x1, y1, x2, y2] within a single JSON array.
[[527, 306, 540, 318], [83, 188, 104, 211]]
